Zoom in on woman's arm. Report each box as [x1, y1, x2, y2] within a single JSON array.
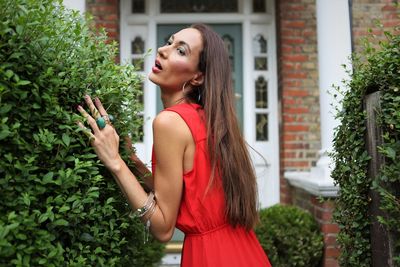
[[125, 136, 154, 191], [78, 96, 190, 242], [112, 111, 188, 242]]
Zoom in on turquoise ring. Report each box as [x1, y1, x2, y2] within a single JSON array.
[[96, 117, 106, 129]]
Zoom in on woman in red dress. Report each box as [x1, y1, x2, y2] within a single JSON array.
[[78, 23, 271, 267]]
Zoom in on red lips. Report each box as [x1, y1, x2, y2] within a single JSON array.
[[152, 59, 163, 73]]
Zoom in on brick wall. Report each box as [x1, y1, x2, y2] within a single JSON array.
[[351, 0, 400, 53], [276, 0, 321, 203], [277, 0, 399, 203], [86, 0, 120, 45], [291, 187, 340, 267]]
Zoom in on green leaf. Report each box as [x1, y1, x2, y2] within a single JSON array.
[[0, 129, 11, 140], [22, 193, 31, 206], [53, 219, 68, 226], [8, 211, 17, 220], [385, 147, 396, 160], [0, 104, 12, 114], [38, 213, 49, 223], [59, 205, 70, 212], [16, 80, 31, 86], [62, 133, 70, 146], [16, 25, 23, 34], [5, 69, 14, 79], [42, 172, 54, 184]]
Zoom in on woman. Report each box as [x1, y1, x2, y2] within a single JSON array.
[[78, 23, 271, 267]]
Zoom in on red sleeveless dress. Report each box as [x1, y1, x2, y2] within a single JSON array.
[[153, 103, 271, 267]]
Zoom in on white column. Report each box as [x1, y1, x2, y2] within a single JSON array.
[[313, 0, 352, 182]]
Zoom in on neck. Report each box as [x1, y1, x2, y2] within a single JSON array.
[[160, 90, 187, 108]]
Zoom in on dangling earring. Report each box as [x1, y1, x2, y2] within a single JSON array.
[[197, 89, 202, 102], [182, 82, 188, 93]]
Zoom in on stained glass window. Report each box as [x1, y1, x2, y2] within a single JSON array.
[[131, 36, 144, 54], [253, 34, 267, 54], [132, 0, 145, 13], [253, 0, 266, 13], [255, 57, 267, 70], [255, 76, 268, 108], [160, 0, 238, 13], [131, 36, 145, 71], [256, 114, 268, 141], [222, 34, 234, 71]]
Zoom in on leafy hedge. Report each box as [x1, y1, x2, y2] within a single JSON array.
[[255, 205, 323, 267], [0, 0, 163, 266], [331, 20, 400, 266]]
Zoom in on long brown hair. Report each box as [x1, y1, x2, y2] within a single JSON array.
[[189, 23, 259, 230]]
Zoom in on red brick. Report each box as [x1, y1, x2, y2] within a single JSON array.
[[283, 20, 306, 28], [284, 161, 310, 168], [284, 125, 309, 132], [284, 72, 308, 79], [282, 54, 309, 62], [324, 258, 340, 267], [382, 4, 398, 11], [325, 247, 340, 258], [321, 223, 340, 234], [283, 89, 309, 97], [383, 20, 400, 27], [282, 98, 297, 105], [283, 134, 296, 142], [282, 80, 302, 87], [317, 209, 333, 221], [285, 107, 309, 114], [324, 235, 338, 246], [281, 37, 306, 44], [283, 143, 309, 149]]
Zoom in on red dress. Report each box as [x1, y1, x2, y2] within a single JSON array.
[[153, 103, 271, 267]]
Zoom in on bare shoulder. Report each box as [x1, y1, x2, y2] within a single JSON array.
[[153, 111, 191, 139]]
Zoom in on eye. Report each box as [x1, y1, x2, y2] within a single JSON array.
[[166, 39, 172, 46], [177, 47, 186, 56]]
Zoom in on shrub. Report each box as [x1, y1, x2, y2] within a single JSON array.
[[0, 0, 163, 266], [255, 204, 323, 267], [331, 15, 400, 266]]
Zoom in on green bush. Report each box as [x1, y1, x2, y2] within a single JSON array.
[[255, 204, 323, 267], [331, 16, 400, 266], [0, 0, 163, 266]]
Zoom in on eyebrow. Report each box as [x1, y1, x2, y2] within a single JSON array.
[[170, 34, 192, 55]]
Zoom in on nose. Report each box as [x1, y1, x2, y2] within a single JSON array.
[[157, 45, 167, 58]]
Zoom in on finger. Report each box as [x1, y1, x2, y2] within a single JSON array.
[[94, 97, 108, 117], [77, 104, 90, 119], [77, 121, 95, 140], [77, 105, 101, 134], [85, 95, 101, 119]]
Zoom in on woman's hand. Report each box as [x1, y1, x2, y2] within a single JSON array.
[[77, 95, 123, 173]]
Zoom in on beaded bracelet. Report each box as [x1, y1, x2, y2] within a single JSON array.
[[130, 191, 155, 218]]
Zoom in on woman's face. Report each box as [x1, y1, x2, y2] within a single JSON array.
[[149, 28, 203, 92]]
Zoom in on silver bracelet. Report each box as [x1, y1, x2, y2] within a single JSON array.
[[144, 200, 157, 243], [130, 191, 155, 218]]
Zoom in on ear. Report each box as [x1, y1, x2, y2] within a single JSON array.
[[190, 72, 204, 86]]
